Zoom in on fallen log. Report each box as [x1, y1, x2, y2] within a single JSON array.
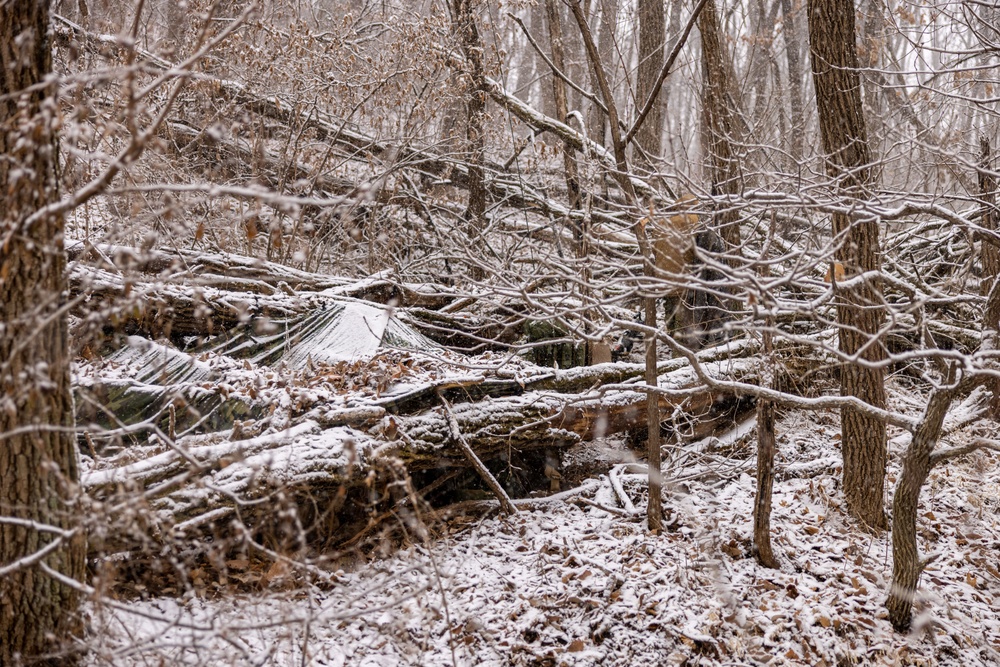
[[67, 241, 349, 293], [68, 261, 467, 346], [80, 338, 760, 554], [397, 307, 522, 351], [68, 256, 583, 356], [69, 263, 317, 338], [69, 241, 461, 308], [74, 377, 262, 452], [166, 120, 400, 206]]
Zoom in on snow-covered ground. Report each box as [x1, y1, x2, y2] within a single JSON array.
[[84, 392, 1000, 667]]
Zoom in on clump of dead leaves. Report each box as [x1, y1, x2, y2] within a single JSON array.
[[301, 351, 438, 397]]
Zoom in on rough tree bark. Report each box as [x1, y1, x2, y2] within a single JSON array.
[[881, 355, 1000, 630], [451, 0, 488, 236], [883, 375, 964, 631], [0, 0, 86, 663], [884, 164, 1000, 630], [779, 0, 805, 160], [744, 0, 772, 118], [545, 0, 582, 215], [808, 0, 888, 530], [587, 0, 619, 147], [528, 2, 550, 110], [699, 0, 744, 248], [635, 0, 665, 172], [753, 320, 779, 568], [545, 0, 597, 363], [644, 294, 663, 532], [977, 136, 1000, 417]]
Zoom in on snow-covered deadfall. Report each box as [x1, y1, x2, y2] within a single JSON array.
[[82, 394, 1000, 667]]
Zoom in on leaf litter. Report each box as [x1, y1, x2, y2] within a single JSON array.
[[82, 380, 1000, 667]]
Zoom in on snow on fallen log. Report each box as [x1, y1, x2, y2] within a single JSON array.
[[82, 421, 390, 545], [69, 241, 463, 309], [69, 260, 486, 352], [70, 263, 317, 337], [83, 421, 323, 490], [70, 263, 441, 360], [79, 361, 758, 553], [72, 274, 762, 552], [67, 241, 350, 293], [382, 355, 759, 472], [158, 424, 378, 524]]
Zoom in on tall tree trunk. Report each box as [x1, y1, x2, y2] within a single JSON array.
[[744, 0, 770, 119], [0, 0, 86, 663], [857, 0, 886, 143], [753, 317, 779, 568], [546, 0, 593, 362], [978, 136, 1000, 417], [452, 0, 488, 238], [699, 0, 743, 248], [568, 0, 661, 531], [808, 0, 888, 530], [530, 1, 553, 112], [661, 0, 683, 164], [779, 0, 804, 160], [588, 0, 618, 148], [546, 0, 583, 214], [635, 0, 665, 172]]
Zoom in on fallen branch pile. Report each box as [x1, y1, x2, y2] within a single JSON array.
[[74, 252, 760, 553]]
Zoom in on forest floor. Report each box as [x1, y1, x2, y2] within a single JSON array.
[[82, 381, 1000, 667]]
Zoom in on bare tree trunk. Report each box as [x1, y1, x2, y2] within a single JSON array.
[[857, 0, 886, 143], [568, 0, 662, 531], [979, 136, 1000, 417], [588, 0, 618, 148], [452, 0, 488, 237], [699, 0, 743, 248], [753, 318, 779, 567], [546, 0, 583, 214], [779, 0, 805, 160], [546, 0, 594, 362], [808, 0, 888, 530], [886, 276, 1000, 630], [661, 0, 683, 162], [0, 0, 86, 663], [745, 0, 771, 119], [635, 0, 665, 172], [530, 1, 554, 112], [884, 382, 954, 631], [645, 300, 663, 532]]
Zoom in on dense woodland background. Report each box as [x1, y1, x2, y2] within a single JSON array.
[[2, 0, 1000, 664]]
